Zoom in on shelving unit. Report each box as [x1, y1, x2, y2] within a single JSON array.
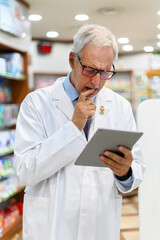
[[0, 74, 25, 81], [0, 215, 22, 240], [146, 70, 160, 99], [0, 41, 29, 239], [34, 72, 67, 89], [105, 70, 135, 111], [0, 189, 24, 239], [0, 43, 30, 104]]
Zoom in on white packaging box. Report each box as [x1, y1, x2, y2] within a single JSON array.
[[0, 57, 7, 75]]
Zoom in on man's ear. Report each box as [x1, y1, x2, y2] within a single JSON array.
[[69, 52, 75, 68]]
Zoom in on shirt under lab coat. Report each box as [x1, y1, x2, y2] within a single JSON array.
[[14, 76, 145, 240]]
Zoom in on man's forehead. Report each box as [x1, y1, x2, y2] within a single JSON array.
[[81, 45, 114, 67], [82, 44, 113, 56]]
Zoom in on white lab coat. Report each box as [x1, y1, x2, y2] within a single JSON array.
[[14, 77, 145, 240]]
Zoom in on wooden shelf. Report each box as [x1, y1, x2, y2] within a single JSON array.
[[0, 187, 24, 205], [0, 216, 22, 240], [34, 72, 67, 90], [105, 70, 135, 112], [0, 73, 25, 81], [146, 70, 160, 77], [0, 43, 30, 104]]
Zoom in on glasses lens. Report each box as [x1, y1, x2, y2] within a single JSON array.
[[100, 71, 114, 80], [83, 67, 98, 77]]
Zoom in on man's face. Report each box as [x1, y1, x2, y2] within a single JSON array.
[[69, 44, 114, 98]]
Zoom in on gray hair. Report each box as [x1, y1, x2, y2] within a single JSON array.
[[72, 24, 118, 61]]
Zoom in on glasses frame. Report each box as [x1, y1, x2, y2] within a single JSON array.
[[76, 54, 116, 80]]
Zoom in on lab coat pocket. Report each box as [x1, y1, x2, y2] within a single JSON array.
[[23, 194, 51, 240]]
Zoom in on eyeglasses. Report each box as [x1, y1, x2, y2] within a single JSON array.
[[76, 54, 116, 80]]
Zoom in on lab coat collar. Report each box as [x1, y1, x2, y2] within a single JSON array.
[[51, 78, 112, 126], [51, 78, 74, 120]]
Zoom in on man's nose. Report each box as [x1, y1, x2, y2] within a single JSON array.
[[90, 73, 101, 85]]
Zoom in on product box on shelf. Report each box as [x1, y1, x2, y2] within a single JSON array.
[[0, 58, 6, 75], [0, 104, 19, 128], [0, 210, 3, 236], [0, 86, 12, 103], [0, 203, 22, 236], [0, 174, 23, 203], [0, 155, 15, 179], [3, 204, 20, 228], [0, 130, 15, 156], [0, 53, 24, 79]]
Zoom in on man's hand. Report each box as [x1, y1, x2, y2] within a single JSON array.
[[72, 89, 96, 131], [99, 146, 133, 177]]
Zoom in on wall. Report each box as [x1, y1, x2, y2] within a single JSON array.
[[29, 41, 72, 72], [117, 53, 150, 71], [28, 41, 72, 89]]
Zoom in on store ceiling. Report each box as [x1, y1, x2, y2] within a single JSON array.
[[27, 0, 160, 54]]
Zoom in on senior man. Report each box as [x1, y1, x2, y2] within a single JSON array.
[[14, 24, 145, 240]]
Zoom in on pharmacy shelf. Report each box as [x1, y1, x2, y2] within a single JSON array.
[[0, 215, 22, 240], [0, 35, 29, 239], [0, 186, 24, 204], [105, 70, 135, 112], [0, 73, 25, 81], [0, 168, 15, 180], [0, 149, 14, 158]]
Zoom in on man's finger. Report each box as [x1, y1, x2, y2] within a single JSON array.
[[79, 89, 95, 101]]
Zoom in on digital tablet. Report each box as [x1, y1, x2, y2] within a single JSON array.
[[75, 128, 143, 167]]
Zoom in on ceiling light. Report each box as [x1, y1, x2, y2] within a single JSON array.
[[157, 10, 160, 16], [122, 45, 133, 51], [143, 46, 154, 52], [157, 42, 160, 47], [117, 37, 129, 44], [46, 31, 59, 38], [75, 14, 89, 21], [157, 24, 160, 29], [28, 14, 42, 21], [157, 34, 160, 39]]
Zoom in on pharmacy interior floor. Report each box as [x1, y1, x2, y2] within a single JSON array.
[[120, 194, 139, 240], [11, 194, 140, 240]]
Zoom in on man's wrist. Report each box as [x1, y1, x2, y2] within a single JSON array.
[[115, 167, 132, 181]]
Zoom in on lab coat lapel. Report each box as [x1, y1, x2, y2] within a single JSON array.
[[89, 87, 112, 138], [51, 80, 112, 137], [95, 87, 112, 126], [51, 79, 74, 120]]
